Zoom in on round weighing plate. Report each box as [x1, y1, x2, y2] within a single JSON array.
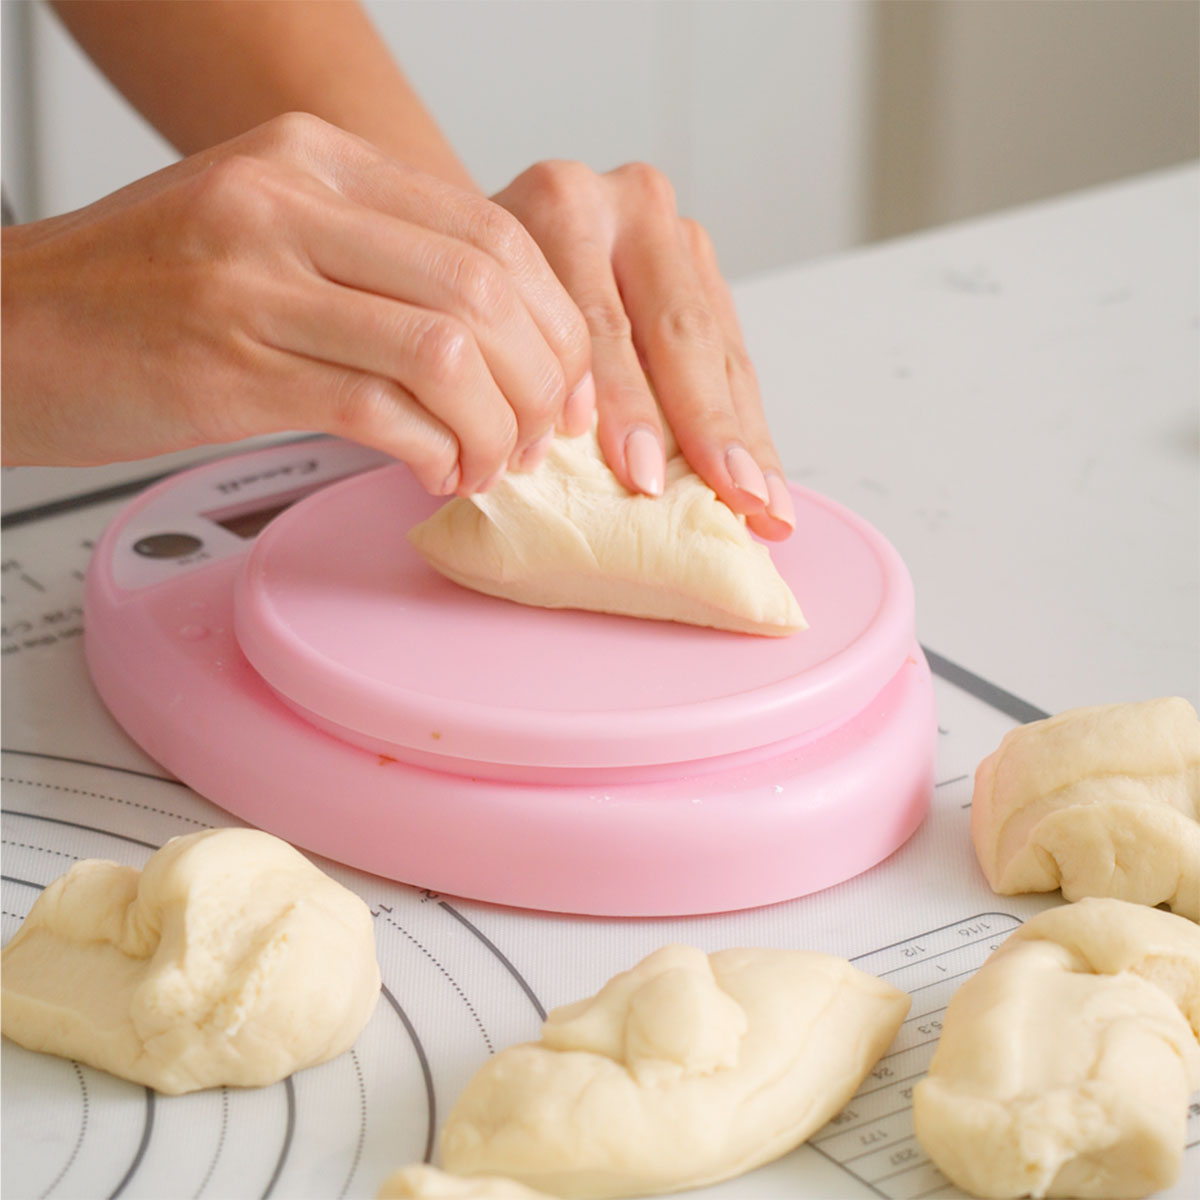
[[234, 465, 915, 769]]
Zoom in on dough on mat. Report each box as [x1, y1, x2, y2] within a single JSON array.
[[970, 697, 1200, 919], [378, 1165, 553, 1199], [913, 898, 1200, 1199], [1, 828, 380, 1095], [440, 943, 909, 1198], [408, 429, 805, 637]]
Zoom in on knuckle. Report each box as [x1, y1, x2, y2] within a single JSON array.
[[258, 110, 332, 156], [525, 362, 568, 425], [617, 161, 676, 212], [680, 216, 715, 262], [579, 299, 633, 342], [604, 380, 658, 417], [447, 250, 510, 324], [185, 155, 283, 241], [193, 154, 270, 211], [523, 158, 596, 203], [468, 200, 530, 265], [725, 341, 758, 383], [657, 301, 720, 350], [329, 373, 397, 440], [492, 407, 520, 457], [411, 316, 471, 388]]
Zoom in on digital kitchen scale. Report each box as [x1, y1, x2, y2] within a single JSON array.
[[84, 437, 936, 916]]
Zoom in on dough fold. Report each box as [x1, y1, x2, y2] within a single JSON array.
[[913, 898, 1200, 1199], [1, 828, 380, 1094], [440, 943, 909, 1198], [970, 698, 1200, 918], [408, 430, 805, 636]]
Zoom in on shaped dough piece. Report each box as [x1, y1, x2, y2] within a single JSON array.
[[971, 698, 1200, 919], [1, 829, 380, 1095], [440, 943, 909, 1198], [408, 429, 805, 636], [378, 1165, 553, 1199], [913, 898, 1200, 1199]]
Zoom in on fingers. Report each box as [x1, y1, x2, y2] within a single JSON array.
[[261, 278, 523, 495], [530, 233, 667, 496], [493, 162, 665, 495], [302, 198, 572, 473], [604, 167, 767, 522], [681, 217, 795, 540], [284, 121, 594, 429], [250, 345, 463, 497]]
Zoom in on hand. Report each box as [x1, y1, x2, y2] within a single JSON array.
[[1, 113, 593, 495], [493, 161, 794, 539]]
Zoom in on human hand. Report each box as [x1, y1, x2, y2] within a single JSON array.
[[1, 113, 593, 494], [492, 161, 794, 539]]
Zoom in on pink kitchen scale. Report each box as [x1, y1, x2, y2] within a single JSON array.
[[84, 437, 936, 916]]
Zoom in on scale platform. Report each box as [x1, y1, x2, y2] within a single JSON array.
[[83, 437, 935, 915]]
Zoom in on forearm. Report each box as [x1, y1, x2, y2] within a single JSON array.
[[50, 0, 476, 190]]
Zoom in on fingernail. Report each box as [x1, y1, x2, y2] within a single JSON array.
[[625, 427, 665, 496], [519, 429, 554, 471], [440, 464, 462, 495], [561, 372, 595, 436], [765, 472, 796, 530], [725, 445, 770, 505]]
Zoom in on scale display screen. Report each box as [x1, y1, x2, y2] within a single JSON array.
[[201, 474, 360, 540], [211, 500, 299, 540]]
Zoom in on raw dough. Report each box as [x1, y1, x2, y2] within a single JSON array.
[[1, 828, 380, 1095], [408, 429, 805, 636], [913, 898, 1200, 1199], [378, 1165, 552, 1199], [970, 698, 1200, 919], [440, 943, 909, 1198]]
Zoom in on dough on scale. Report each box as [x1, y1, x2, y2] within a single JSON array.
[[913, 898, 1200, 1199], [970, 698, 1200, 919], [1, 828, 380, 1095], [408, 428, 806, 637], [440, 943, 910, 1198], [378, 1165, 553, 1198]]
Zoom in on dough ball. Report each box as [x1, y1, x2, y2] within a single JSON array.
[[913, 898, 1200, 1199], [378, 1165, 552, 1198], [1, 828, 380, 1095], [970, 698, 1200, 918], [408, 428, 805, 637], [441, 943, 909, 1198]]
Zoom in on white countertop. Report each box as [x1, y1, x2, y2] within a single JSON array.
[[740, 162, 1199, 715]]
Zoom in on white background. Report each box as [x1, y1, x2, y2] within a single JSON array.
[[3, 0, 1197, 278]]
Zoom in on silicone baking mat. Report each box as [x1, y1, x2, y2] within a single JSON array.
[[3, 479, 1197, 1200]]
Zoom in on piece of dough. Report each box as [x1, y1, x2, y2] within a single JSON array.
[[913, 898, 1200, 1199], [408, 429, 805, 637], [970, 698, 1200, 919], [440, 943, 909, 1198], [378, 1165, 553, 1199], [1, 828, 380, 1095]]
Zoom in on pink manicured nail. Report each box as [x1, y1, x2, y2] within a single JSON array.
[[765, 472, 796, 530], [561, 372, 596, 436], [625, 427, 665, 496], [440, 464, 462, 495], [725, 445, 770, 505], [519, 429, 554, 471]]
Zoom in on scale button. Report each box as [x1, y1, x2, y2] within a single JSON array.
[[133, 532, 203, 558]]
